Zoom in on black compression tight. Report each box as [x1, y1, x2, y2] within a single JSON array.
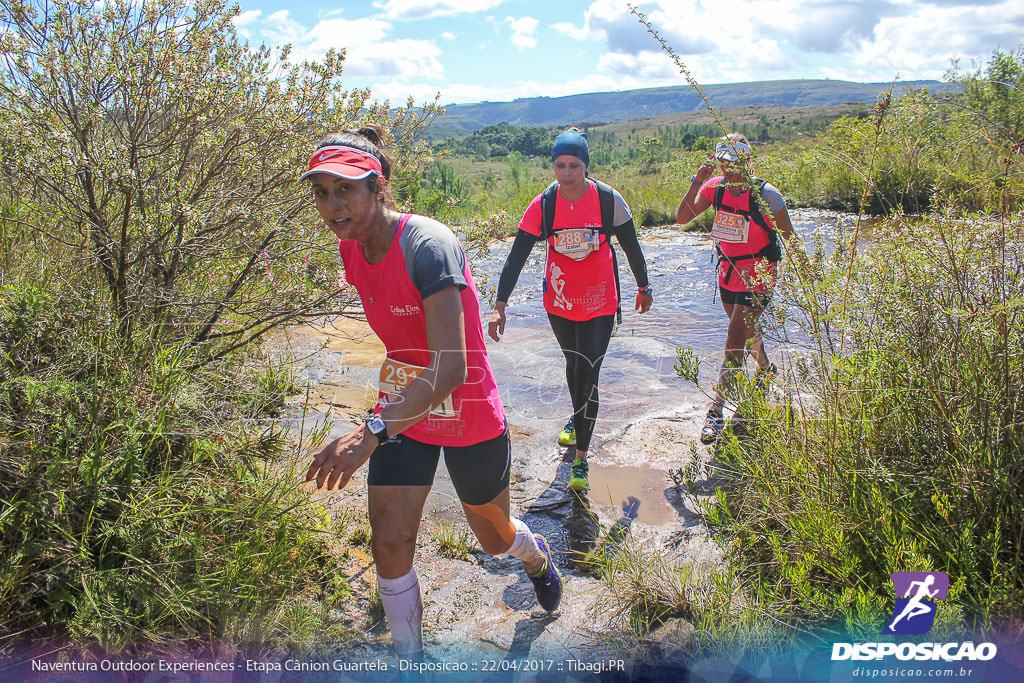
[[547, 313, 615, 453]]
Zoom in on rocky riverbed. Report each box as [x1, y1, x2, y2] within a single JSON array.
[[268, 214, 839, 675]]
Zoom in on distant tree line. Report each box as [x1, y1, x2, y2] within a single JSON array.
[[439, 122, 557, 159], [435, 110, 864, 166]]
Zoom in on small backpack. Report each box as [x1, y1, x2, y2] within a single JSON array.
[[711, 178, 782, 286]]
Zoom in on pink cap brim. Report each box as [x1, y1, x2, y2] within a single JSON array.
[[300, 166, 378, 182], [301, 145, 384, 183]]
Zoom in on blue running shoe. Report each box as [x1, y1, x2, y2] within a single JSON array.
[[558, 416, 576, 446], [528, 535, 563, 612], [567, 457, 590, 492]]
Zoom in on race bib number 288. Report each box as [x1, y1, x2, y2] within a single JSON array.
[[379, 358, 457, 418], [552, 228, 598, 259]]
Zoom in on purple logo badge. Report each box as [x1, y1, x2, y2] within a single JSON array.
[[882, 571, 949, 635]]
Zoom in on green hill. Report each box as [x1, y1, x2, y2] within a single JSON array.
[[427, 79, 959, 138]]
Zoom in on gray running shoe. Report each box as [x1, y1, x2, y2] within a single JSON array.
[[700, 409, 725, 445], [528, 535, 563, 612]]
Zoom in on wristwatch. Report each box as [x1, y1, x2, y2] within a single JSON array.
[[364, 415, 388, 444]]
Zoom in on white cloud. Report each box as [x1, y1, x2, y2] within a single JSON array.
[[552, 21, 588, 41], [505, 16, 539, 50], [441, 31, 456, 40], [562, 0, 712, 56], [571, 0, 1022, 86], [262, 10, 307, 45], [247, 14, 444, 85], [598, 50, 678, 80], [373, 0, 506, 21], [232, 9, 261, 41], [345, 39, 444, 80]]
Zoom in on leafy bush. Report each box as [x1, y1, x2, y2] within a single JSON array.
[[773, 52, 1024, 215], [702, 211, 1023, 635], [0, 0, 438, 355], [0, 283, 350, 651]]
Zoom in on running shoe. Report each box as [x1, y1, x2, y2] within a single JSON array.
[[557, 416, 576, 446], [528, 534, 563, 612], [754, 363, 778, 394], [567, 457, 590, 492], [700, 409, 725, 445]]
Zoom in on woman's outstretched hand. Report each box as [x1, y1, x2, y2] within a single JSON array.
[[306, 425, 377, 491], [487, 303, 507, 341]]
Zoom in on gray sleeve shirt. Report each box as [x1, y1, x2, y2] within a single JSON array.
[[397, 214, 469, 300]]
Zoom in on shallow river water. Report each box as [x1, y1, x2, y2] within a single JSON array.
[[279, 209, 848, 527]]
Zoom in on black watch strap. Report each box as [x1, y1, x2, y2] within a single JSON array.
[[365, 415, 388, 444]]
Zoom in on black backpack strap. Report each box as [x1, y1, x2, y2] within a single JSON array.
[[539, 181, 559, 240], [746, 178, 772, 232], [593, 179, 616, 234], [591, 179, 622, 324], [748, 179, 782, 262]]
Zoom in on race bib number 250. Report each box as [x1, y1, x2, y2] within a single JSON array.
[[711, 211, 750, 243]]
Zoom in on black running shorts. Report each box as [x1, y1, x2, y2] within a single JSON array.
[[720, 286, 771, 309], [366, 426, 511, 506]]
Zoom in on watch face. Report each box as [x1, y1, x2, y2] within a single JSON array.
[[367, 415, 386, 435]]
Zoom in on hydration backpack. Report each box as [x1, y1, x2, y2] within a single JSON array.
[[712, 178, 782, 286]]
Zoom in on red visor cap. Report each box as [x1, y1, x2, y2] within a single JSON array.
[[300, 145, 383, 182]]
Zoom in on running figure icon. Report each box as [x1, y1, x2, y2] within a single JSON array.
[[888, 575, 938, 631], [883, 571, 949, 635]]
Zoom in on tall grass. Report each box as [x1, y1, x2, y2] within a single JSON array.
[[657, 209, 1024, 652], [563, 10, 1024, 659], [0, 273, 351, 654]]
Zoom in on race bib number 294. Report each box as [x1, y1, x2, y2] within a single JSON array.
[[379, 358, 457, 418]]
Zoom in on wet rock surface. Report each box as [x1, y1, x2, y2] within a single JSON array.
[[266, 218, 837, 666], [280, 374, 725, 668]]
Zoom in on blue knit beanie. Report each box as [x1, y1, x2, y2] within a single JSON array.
[[551, 129, 589, 167]]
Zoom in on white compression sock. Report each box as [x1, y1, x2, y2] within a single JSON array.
[[377, 569, 423, 657], [504, 517, 545, 576]]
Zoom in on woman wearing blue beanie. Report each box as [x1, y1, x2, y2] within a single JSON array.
[[488, 128, 652, 493]]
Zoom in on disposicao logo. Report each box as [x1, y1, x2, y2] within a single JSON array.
[[883, 571, 949, 635], [831, 571, 998, 663]]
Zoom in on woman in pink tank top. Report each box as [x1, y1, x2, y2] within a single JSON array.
[[488, 128, 653, 495], [302, 127, 562, 658], [675, 133, 800, 445]]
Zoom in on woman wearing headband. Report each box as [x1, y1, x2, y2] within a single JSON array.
[[303, 127, 562, 659], [675, 133, 797, 444], [488, 128, 652, 494]]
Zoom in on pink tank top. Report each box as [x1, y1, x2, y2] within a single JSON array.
[[519, 181, 618, 320], [700, 177, 777, 293], [339, 214, 505, 446]]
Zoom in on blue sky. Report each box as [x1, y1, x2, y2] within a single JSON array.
[[231, 0, 1023, 106]]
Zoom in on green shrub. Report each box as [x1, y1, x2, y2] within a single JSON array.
[[0, 283, 349, 652], [701, 211, 1023, 636]]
